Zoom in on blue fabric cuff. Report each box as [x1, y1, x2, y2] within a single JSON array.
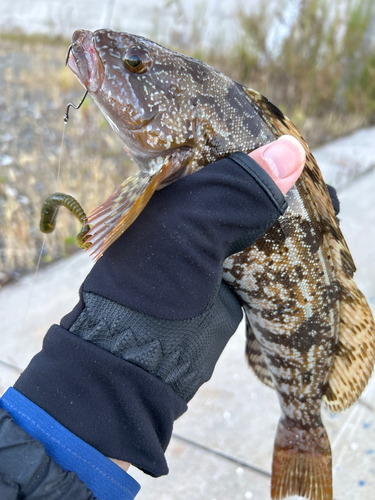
[[0, 387, 140, 500]]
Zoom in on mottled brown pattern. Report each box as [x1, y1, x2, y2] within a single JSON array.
[[241, 88, 375, 415], [66, 29, 375, 500]]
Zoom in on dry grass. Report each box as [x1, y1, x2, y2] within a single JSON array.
[[0, 37, 134, 285], [154, 0, 374, 144]]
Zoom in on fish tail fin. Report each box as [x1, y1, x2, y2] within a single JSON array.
[[271, 419, 332, 500], [86, 164, 169, 261]]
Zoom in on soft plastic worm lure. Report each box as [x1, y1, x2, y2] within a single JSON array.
[[39, 193, 91, 249]]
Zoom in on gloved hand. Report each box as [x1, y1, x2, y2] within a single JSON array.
[[12, 137, 306, 475], [1, 137, 309, 499], [69, 136, 305, 403]]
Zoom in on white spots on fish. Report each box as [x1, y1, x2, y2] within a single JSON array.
[[106, 32, 117, 40], [109, 48, 121, 58], [147, 136, 159, 147], [148, 156, 170, 175]]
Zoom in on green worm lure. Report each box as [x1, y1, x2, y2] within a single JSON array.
[[39, 193, 91, 250], [39, 90, 92, 249]]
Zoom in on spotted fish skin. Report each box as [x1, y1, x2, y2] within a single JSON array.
[[223, 184, 339, 498], [66, 29, 375, 500]]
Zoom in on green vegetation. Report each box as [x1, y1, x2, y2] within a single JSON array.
[[0, 0, 374, 283]]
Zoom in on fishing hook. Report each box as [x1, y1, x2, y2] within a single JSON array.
[[65, 42, 75, 66], [63, 90, 89, 123], [64, 43, 89, 123]]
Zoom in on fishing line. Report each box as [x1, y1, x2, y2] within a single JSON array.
[[18, 237, 46, 354], [56, 121, 67, 190], [173, 433, 339, 500], [0, 359, 22, 374], [16, 104, 73, 358]]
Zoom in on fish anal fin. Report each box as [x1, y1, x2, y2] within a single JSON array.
[[245, 315, 274, 389], [86, 162, 170, 261], [271, 419, 332, 500], [324, 282, 375, 412]]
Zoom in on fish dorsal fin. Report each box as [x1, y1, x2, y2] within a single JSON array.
[[86, 162, 170, 261], [243, 86, 375, 412], [323, 272, 375, 412], [245, 313, 275, 389]]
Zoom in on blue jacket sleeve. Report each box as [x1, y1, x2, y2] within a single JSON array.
[[0, 389, 140, 500]]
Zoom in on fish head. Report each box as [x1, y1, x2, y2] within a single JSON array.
[[67, 29, 211, 181], [67, 29, 275, 184]]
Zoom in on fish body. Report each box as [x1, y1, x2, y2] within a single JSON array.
[[66, 29, 375, 500]]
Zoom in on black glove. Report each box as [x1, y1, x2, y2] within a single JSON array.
[[14, 153, 287, 477], [327, 184, 340, 217]]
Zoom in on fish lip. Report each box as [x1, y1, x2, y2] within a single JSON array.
[[67, 30, 104, 93]]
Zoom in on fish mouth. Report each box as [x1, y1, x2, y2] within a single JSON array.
[[66, 30, 104, 93]]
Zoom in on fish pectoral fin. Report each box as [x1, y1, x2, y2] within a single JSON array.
[[245, 315, 274, 389], [271, 419, 332, 500], [86, 163, 169, 261], [324, 282, 375, 413]]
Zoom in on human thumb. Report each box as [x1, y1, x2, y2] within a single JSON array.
[[249, 135, 306, 195]]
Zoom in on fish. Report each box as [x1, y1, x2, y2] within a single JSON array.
[[64, 29, 375, 500]]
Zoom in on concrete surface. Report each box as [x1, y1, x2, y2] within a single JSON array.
[[1, 126, 375, 499]]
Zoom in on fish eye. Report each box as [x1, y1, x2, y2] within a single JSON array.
[[123, 46, 152, 74]]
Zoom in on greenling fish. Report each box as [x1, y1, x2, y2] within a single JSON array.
[[44, 29, 375, 500]]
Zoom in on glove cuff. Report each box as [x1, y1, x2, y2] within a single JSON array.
[[14, 325, 187, 477]]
